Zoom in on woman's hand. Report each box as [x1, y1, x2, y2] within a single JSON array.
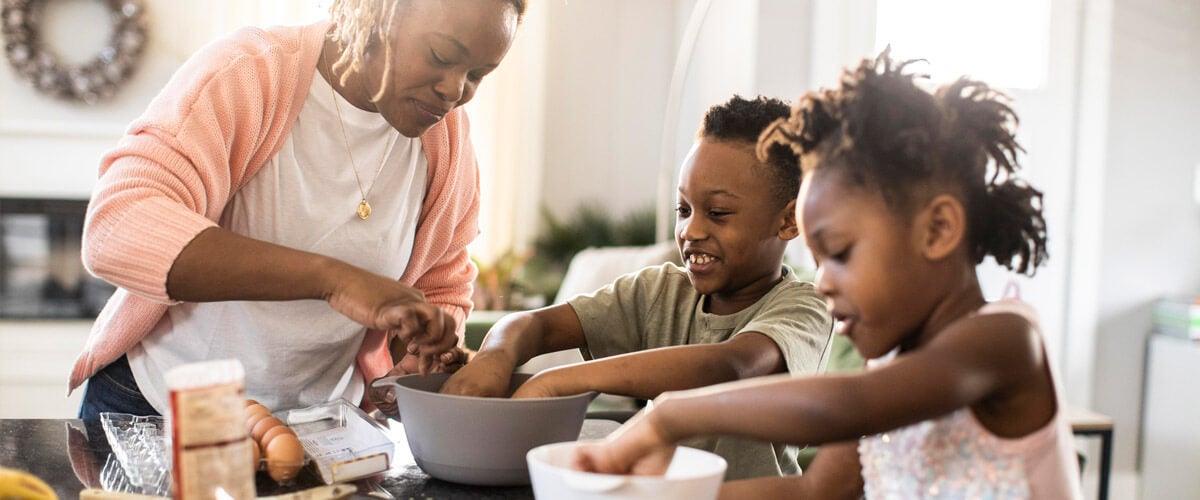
[[573, 408, 676, 476], [325, 266, 458, 374], [439, 350, 515, 397], [367, 368, 403, 418]]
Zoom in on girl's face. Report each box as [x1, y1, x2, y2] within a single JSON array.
[[799, 169, 933, 359], [363, 0, 518, 137], [675, 139, 796, 313]]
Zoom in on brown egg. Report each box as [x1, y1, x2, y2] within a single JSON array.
[[244, 403, 271, 421], [244, 398, 260, 407], [251, 416, 285, 443], [259, 424, 296, 450], [265, 433, 305, 483], [245, 412, 269, 437], [250, 438, 261, 470]]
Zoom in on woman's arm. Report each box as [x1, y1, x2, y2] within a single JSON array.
[[83, 24, 323, 303], [511, 331, 785, 400], [170, 227, 457, 369]]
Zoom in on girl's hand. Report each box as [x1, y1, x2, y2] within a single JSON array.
[[325, 267, 458, 374], [510, 372, 562, 399], [440, 351, 514, 397], [573, 408, 676, 476]]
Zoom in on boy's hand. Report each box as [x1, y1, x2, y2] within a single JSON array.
[[573, 409, 676, 476], [439, 351, 515, 397]]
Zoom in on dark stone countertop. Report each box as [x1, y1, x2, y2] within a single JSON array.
[[0, 418, 620, 499]]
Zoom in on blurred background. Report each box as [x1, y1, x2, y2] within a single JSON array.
[[1, 1, 1198, 498]]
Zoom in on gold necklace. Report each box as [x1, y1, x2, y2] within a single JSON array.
[[329, 79, 397, 220]]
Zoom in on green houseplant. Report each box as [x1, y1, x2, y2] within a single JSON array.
[[485, 202, 657, 309]]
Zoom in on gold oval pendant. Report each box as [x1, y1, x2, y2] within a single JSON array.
[[356, 200, 372, 220]]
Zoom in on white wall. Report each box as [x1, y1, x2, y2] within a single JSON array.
[[0, 1, 183, 198], [1072, 0, 1200, 495], [0, 1, 324, 199], [755, 0, 814, 102], [537, 1, 675, 219], [537, 0, 816, 224]]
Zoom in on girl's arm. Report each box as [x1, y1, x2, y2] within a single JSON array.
[[439, 304, 588, 397], [510, 331, 785, 400], [579, 311, 1052, 472], [719, 441, 863, 500], [655, 311, 1048, 445]]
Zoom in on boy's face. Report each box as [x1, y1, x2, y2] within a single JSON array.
[[675, 139, 797, 310]]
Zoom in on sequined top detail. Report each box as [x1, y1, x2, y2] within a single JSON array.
[[857, 300, 1082, 499]]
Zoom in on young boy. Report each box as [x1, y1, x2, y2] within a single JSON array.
[[439, 95, 832, 480]]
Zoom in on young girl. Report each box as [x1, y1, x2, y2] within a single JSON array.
[[575, 52, 1083, 499]]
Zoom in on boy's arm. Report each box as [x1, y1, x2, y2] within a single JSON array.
[[440, 304, 587, 396], [511, 331, 784, 400]]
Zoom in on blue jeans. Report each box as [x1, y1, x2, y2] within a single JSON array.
[[78, 355, 160, 419]]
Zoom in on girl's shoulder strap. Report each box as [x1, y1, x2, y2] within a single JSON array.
[[978, 298, 1041, 335], [1002, 279, 1022, 300]]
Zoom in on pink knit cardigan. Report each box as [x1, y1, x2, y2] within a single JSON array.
[[68, 21, 479, 394]]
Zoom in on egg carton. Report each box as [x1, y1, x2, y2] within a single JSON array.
[[99, 412, 172, 496], [275, 399, 395, 484], [99, 410, 311, 492]]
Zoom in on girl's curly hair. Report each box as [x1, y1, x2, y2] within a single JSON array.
[[759, 49, 1048, 275]]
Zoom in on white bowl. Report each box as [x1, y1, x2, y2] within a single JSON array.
[[526, 441, 727, 500]]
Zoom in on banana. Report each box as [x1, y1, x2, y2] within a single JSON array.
[[0, 466, 57, 500]]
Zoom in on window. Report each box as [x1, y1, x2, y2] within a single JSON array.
[[874, 0, 1050, 89]]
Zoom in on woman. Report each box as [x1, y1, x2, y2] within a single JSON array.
[[71, 0, 526, 418]]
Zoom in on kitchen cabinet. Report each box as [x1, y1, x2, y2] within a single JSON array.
[[0, 320, 89, 418], [1140, 334, 1200, 499]]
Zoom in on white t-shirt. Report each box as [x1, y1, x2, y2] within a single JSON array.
[[130, 70, 427, 413]]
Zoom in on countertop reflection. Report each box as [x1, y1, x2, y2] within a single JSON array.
[[0, 418, 621, 499]]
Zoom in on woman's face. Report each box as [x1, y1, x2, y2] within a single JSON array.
[[363, 0, 519, 137]]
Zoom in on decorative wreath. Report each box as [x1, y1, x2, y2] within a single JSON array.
[[1, 0, 146, 104]]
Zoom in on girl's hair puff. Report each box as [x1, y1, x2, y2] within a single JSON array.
[[759, 50, 1048, 275], [327, 0, 527, 102]]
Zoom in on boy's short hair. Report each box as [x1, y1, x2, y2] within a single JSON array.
[[699, 95, 800, 207]]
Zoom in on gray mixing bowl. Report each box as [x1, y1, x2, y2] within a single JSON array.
[[372, 372, 596, 486]]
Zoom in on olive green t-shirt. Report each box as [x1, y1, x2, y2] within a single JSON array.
[[568, 263, 833, 480]]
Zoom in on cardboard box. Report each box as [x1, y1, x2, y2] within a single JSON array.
[[277, 400, 395, 484]]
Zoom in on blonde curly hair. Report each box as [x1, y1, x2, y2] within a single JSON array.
[[327, 0, 526, 102]]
